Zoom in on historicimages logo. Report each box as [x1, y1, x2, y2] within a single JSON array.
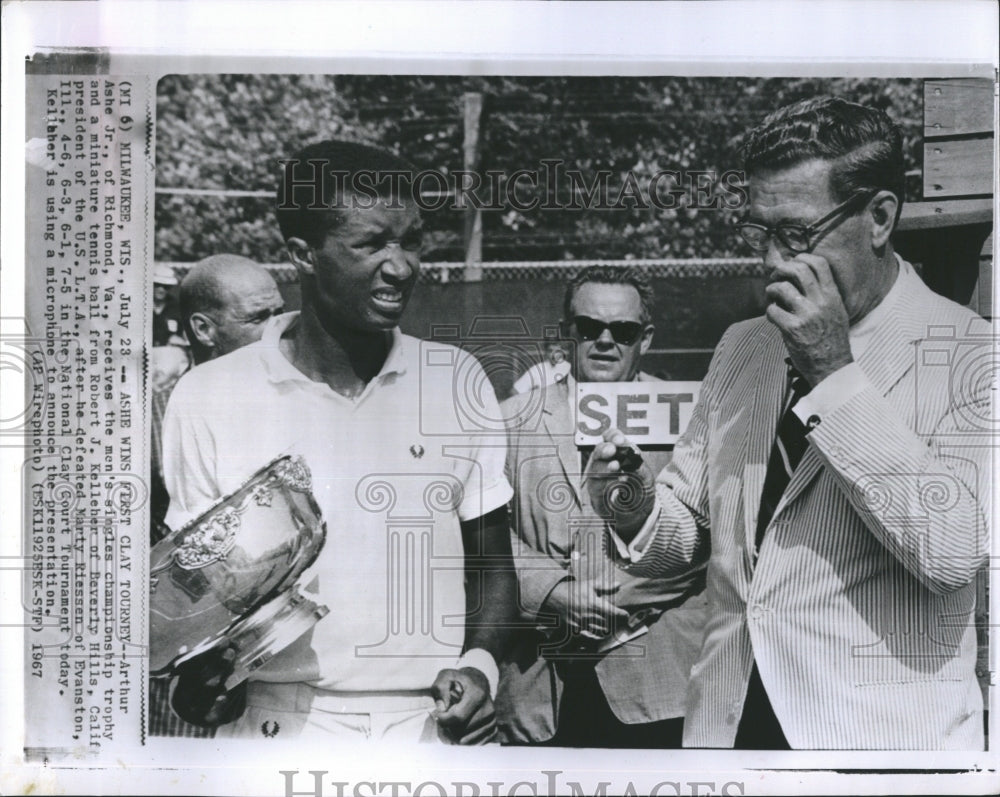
[[280, 770, 747, 797], [276, 158, 747, 214]]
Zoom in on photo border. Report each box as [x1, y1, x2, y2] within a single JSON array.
[[2, 2, 997, 795]]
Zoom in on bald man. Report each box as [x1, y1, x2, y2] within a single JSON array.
[[152, 254, 284, 534], [149, 254, 283, 738], [180, 254, 285, 365]]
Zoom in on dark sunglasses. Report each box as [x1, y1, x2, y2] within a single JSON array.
[[570, 315, 645, 345]]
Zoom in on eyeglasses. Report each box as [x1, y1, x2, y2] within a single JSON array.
[[738, 190, 876, 254], [570, 315, 644, 346]]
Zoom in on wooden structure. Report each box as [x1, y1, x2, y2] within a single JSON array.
[[895, 78, 994, 317], [895, 77, 995, 712]]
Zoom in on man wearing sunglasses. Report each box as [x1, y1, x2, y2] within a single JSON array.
[[497, 266, 707, 748], [586, 97, 990, 750]]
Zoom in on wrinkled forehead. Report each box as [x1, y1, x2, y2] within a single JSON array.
[[219, 273, 283, 314], [747, 159, 838, 222], [321, 191, 422, 236], [569, 282, 644, 320]]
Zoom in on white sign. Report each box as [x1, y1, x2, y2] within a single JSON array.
[[575, 381, 702, 446]]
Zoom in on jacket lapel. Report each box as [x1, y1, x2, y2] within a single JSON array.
[[743, 323, 789, 560], [853, 271, 926, 397], [539, 381, 584, 508]]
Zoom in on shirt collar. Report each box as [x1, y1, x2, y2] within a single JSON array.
[[257, 311, 408, 385], [847, 252, 911, 360]]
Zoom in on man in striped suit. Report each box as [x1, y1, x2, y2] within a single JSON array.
[[586, 97, 991, 750]]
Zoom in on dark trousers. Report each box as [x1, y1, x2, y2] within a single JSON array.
[[734, 663, 790, 750], [545, 660, 684, 748]]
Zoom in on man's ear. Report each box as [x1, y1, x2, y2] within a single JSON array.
[[869, 190, 899, 250], [187, 312, 217, 350], [287, 237, 316, 277], [639, 324, 655, 357]]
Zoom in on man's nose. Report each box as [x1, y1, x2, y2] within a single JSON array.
[[595, 327, 616, 346], [762, 235, 791, 272], [381, 244, 417, 283]]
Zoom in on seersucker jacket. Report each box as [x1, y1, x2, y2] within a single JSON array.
[[625, 260, 991, 750]]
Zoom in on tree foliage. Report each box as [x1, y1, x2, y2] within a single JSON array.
[[155, 75, 923, 263]]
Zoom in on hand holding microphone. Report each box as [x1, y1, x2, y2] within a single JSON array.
[[584, 429, 656, 544]]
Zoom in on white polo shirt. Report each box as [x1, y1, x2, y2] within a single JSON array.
[[162, 312, 512, 693]]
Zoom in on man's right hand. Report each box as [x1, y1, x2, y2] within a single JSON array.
[[171, 645, 247, 727], [584, 429, 657, 543], [541, 577, 629, 639]]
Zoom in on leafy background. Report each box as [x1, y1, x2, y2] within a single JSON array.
[[155, 76, 923, 264]]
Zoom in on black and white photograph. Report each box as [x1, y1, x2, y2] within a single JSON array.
[[2, 2, 997, 795], [146, 71, 994, 751]]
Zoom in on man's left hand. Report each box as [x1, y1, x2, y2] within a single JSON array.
[[431, 667, 496, 744], [764, 253, 853, 386]]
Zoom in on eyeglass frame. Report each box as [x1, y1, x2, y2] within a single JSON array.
[[565, 314, 647, 346], [738, 189, 880, 254]]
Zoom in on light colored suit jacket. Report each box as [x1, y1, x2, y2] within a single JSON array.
[[628, 261, 991, 749], [497, 377, 707, 743]]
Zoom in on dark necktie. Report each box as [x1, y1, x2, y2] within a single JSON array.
[[754, 361, 811, 556]]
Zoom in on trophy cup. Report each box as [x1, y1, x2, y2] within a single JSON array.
[[150, 455, 329, 689]]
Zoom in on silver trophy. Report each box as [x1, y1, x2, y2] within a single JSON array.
[[150, 455, 328, 689]]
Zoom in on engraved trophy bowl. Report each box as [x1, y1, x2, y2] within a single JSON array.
[[149, 455, 328, 684]]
